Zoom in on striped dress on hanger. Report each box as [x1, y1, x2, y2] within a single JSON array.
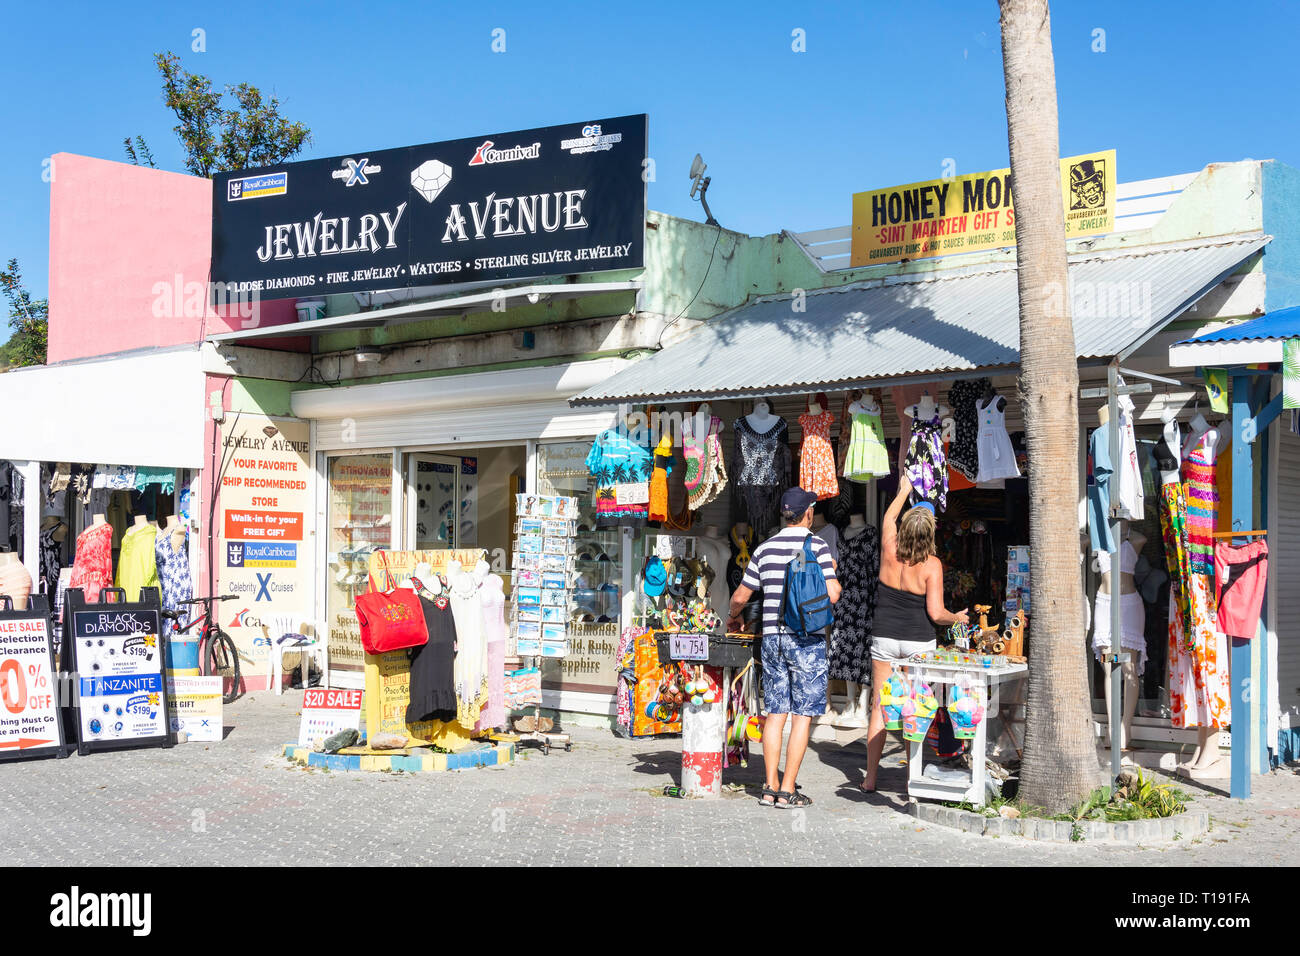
[[1183, 433, 1218, 577]]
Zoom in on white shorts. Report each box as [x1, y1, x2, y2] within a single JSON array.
[[871, 636, 936, 664]]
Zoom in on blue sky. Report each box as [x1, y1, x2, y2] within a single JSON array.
[[2, 0, 1295, 298]]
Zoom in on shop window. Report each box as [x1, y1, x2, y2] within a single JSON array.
[[325, 454, 394, 676], [536, 440, 623, 697]]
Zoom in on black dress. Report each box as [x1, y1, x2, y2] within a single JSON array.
[[406, 594, 458, 724], [946, 378, 990, 482], [828, 525, 880, 682]]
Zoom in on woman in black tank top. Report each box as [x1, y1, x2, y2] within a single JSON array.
[[862, 475, 969, 793]]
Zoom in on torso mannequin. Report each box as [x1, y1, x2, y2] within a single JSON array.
[[843, 514, 868, 541], [0, 551, 32, 610], [133, 514, 149, 528], [903, 393, 948, 421], [92, 514, 108, 528], [1098, 528, 1146, 595], [746, 400, 778, 432], [1156, 410, 1181, 485], [1181, 412, 1210, 460]]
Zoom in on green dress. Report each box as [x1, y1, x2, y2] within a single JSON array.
[[115, 523, 159, 602], [844, 408, 890, 482]]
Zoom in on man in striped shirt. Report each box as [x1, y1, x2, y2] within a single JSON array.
[[728, 487, 841, 808]]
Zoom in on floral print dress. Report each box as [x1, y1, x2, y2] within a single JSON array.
[[68, 522, 113, 603], [798, 409, 840, 500], [905, 413, 947, 511], [155, 531, 193, 638]]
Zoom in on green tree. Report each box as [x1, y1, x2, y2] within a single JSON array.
[[125, 51, 311, 177], [0, 259, 49, 368]]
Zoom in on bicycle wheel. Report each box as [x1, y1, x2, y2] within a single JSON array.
[[204, 628, 243, 704]]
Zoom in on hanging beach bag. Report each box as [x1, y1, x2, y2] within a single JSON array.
[[354, 551, 428, 655]]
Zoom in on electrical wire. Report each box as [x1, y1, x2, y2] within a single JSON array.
[[656, 224, 725, 349]]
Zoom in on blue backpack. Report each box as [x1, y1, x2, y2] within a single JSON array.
[[781, 536, 833, 636]]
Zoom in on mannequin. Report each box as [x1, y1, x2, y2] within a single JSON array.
[[1094, 525, 1147, 751], [902, 391, 949, 422], [693, 526, 731, 619], [807, 395, 823, 416], [847, 390, 879, 417], [92, 513, 109, 527], [843, 514, 868, 541], [0, 551, 32, 610], [746, 400, 778, 432]]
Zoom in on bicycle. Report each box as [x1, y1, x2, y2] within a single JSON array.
[[163, 594, 243, 704]]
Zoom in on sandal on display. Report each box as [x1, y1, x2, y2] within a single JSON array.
[[775, 789, 812, 809]]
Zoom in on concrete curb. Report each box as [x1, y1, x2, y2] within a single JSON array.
[[283, 742, 515, 772], [911, 801, 1210, 844]]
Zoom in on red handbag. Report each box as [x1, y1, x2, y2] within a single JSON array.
[[354, 552, 429, 655]]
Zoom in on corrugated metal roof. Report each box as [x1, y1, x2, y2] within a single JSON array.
[[572, 235, 1268, 406], [1179, 304, 1300, 343]]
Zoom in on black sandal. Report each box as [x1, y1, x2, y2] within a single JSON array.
[[759, 785, 779, 807], [776, 789, 812, 808]]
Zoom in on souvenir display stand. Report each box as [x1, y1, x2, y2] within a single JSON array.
[[62, 587, 174, 756], [510, 493, 578, 755], [897, 654, 1027, 808], [654, 631, 753, 797], [0, 594, 69, 762]]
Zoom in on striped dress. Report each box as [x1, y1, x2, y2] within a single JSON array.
[[1183, 431, 1218, 577]]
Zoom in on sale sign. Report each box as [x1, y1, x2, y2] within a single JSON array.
[[298, 687, 363, 748], [0, 609, 66, 760]]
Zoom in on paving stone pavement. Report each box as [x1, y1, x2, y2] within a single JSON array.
[[2, 691, 1297, 866]]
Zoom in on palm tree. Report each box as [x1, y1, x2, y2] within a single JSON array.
[[998, 0, 1101, 812]]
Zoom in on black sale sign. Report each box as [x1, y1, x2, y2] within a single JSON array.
[[211, 114, 647, 299]]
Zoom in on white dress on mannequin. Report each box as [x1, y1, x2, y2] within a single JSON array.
[[446, 560, 490, 729]]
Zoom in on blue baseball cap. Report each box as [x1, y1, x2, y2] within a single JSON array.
[[643, 556, 668, 597], [780, 487, 818, 517]]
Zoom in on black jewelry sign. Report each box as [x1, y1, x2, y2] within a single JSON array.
[[0, 595, 68, 762], [211, 114, 647, 299], [63, 588, 174, 756]]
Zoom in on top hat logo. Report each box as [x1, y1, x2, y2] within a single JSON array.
[[1069, 159, 1106, 210]]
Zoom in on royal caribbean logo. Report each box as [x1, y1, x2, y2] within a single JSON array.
[[331, 157, 382, 186], [226, 543, 244, 567], [468, 140, 541, 166], [227, 171, 288, 201]]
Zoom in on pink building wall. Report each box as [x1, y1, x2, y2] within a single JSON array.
[[47, 152, 302, 362]]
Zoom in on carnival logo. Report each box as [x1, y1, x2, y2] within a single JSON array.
[[332, 157, 382, 186], [468, 140, 542, 166], [227, 608, 260, 629]]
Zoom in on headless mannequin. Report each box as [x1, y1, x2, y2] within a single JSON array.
[[0, 551, 32, 610], [982, 381, 1007, 414], [1176, 410, 1225, 773], [902, 391, 949, 422], [807, 396, 823, 416], [91, 513, 108, 528], [848, 390, 880, 417], [746, 400, 778, 432], [1097, 524, 1145, 751], [133, 514, 149, 528], [163, 515, 186, 554], [694, 526, 731, 618], [843, 514, 868, 540], [828, 511, 871, 725]]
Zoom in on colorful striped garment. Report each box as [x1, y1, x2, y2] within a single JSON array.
[[1183, 436, 1218, 577]]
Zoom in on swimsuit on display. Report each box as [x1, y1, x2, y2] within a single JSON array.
[[974, 397, 1021, 483], [843, 405, 890, 481], [946, 378, 990, 482], [1090, 540, 1147, 670], [797, 409, 840, 499], [904, 413, 947, 511], [732, 416, 790, 533]]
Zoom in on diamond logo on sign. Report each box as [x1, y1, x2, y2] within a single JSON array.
[[411, 159, 452, 203]]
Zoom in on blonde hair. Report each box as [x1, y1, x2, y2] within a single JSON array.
[[897, 506, 936, 565]]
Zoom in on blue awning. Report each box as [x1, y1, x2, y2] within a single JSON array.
[[1169, 304, 1300, 367], [1177, 305, 1300, 344]]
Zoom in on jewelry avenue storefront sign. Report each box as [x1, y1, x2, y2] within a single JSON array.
[[211, 115, 647, 298]]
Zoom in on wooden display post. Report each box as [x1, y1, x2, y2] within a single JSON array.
[[63, 587, 174, 756], [0, 595, 69, 761]]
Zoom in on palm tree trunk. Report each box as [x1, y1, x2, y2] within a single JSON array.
[[998, 0, 1101, 812]]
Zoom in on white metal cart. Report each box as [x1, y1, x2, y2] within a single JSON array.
[[898, 659, 1028, 807]]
